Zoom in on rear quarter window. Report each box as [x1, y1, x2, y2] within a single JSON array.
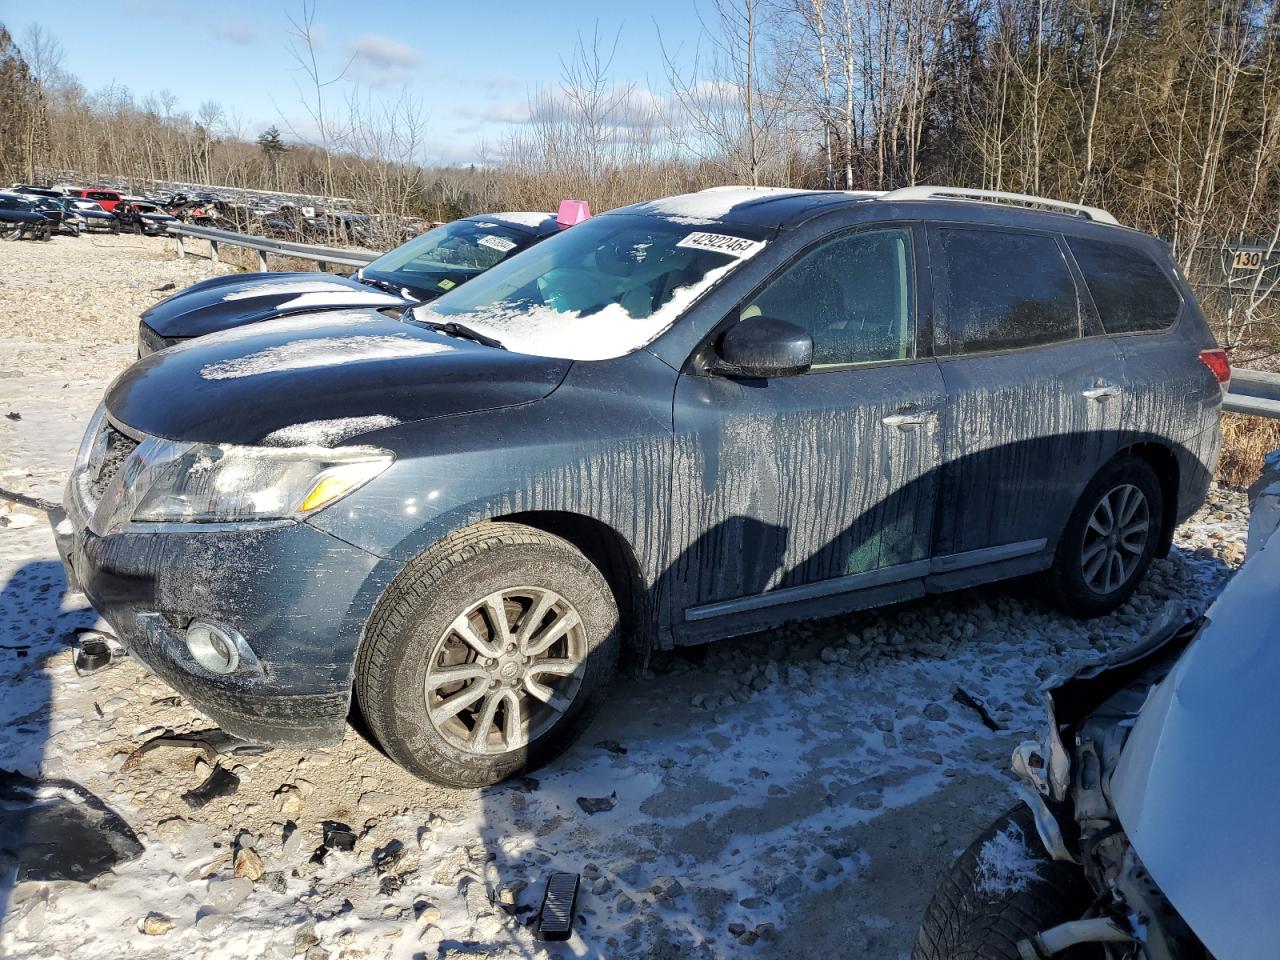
[[934, 226, 1080, 353], [1066, 236, 1182, 334]]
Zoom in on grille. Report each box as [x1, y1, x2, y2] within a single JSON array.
[[137, 322, 180, 357], [87, 426, 140, 501]]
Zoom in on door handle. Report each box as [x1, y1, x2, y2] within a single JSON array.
[[1082, 384, 1122, 402], [882, 412, 928, 429]]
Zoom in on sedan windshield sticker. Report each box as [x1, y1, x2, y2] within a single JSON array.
[[477, 234, 517, 253], [676, 232, 765, 259]]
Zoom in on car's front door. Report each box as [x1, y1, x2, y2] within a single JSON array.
[[669, 224, 946, 636]]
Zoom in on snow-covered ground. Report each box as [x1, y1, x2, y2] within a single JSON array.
[[0, 234, 1250, 959]]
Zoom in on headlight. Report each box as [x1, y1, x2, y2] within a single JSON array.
[[130, 443, 392, 523]]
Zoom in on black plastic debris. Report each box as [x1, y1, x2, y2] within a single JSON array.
[[122, 728, 269, 772], [73, 635, 113, 676], [324, 821, 357, 852], [594, 740, 628, 756], [4, 411, 20, 421], [953, 687, 1003, 731], [312, 821, 358, 864], [181, 765, 240, 810], [534, 872, 580, 941], [576, 793, 617, 815], [0, 770, 143, 882]]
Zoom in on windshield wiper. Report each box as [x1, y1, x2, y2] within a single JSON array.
[[422, 320, 506, 350], [355, 273, 413, 300]]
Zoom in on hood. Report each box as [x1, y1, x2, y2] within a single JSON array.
[[140, 271, 410, 339], [105, 309, 571, 446], [1109, 539, 1280, 960]]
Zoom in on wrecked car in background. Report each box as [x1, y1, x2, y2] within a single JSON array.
[[55, 186, 1224, 788], [135, 211, 563, 355], [912, 451, 1280, 960], [114, 199, 179, 236], [0, 192, 53, 240], [68, 198, 122, 233]]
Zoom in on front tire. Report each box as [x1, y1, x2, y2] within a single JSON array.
[[1047, 455, 1163, 619], [355, 522, 620, 788], [912, 806, 1096, 960]]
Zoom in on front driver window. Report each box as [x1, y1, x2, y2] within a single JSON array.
[[741, 228, 915, 367]]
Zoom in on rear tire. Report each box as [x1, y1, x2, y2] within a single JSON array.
[[912, 806, 1097, 960], [1047, 455, 1163, 619], [355, 522, 620, 788]]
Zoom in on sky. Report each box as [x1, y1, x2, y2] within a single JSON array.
[[3, 0, 710, 165]]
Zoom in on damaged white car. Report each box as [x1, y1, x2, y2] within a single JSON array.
[[914, 452, 1280, 960]]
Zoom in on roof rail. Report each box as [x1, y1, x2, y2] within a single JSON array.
[[880, 185, 1119, 225]]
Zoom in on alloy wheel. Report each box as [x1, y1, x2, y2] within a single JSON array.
[[424, 586, 587, 756], [1081, 483, 1149, 594]]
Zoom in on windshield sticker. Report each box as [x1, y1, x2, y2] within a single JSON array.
[[437, 278, 457, 290], [676, 232, 765, 259], [477, 234, 517, 253]]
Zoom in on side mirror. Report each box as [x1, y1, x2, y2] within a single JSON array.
[[710, 315, 813, 379]]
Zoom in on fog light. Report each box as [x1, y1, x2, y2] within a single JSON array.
[[185, 620, 242, 674]]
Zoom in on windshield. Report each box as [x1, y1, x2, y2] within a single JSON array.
[[361, 220, 536, 297], [413, 214, 767, 360]]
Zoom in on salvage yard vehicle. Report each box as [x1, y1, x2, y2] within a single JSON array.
[[0, 193, 53, 240], [136, 211, 562, 355], [912, 453, 1279, 960], [68, 198, 121, 233], [114, 199, 178, 236], [54, 186, 1225, 787], [72, 187, 124, 212]]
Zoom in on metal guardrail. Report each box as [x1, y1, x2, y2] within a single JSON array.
[[1226, 369, 1280, 419], [166, 223, 379, 271]]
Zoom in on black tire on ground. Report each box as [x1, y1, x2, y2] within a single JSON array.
[[912, 805, 1097, 960], [354, 521, 621, 788], [1047, 454, 1163, 619]]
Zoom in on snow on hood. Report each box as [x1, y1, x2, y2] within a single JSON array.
[[260, 415, 400, 448], [221, 278, 374, 301], [642, 187, 809, 224], [1111, 538, 1280, 959], [199, 334, 454, 381]]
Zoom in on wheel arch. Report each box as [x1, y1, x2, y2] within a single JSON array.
[[1120, 441, 1180, 558], [496, 509, 654, 661]]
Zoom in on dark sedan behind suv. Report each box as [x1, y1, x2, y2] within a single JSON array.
[[136, 212, 559, 355], [54, 186, 1225, 787]]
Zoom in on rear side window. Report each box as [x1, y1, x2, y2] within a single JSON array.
[[1066, 236, 1182, 334], [935, 227, 1080, 353]]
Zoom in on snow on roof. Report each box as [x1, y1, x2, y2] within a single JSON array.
[[483, 212, 556, 229], [640, 187, 811, 224]]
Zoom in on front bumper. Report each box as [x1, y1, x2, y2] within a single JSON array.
[[52, 494, 401, 746]]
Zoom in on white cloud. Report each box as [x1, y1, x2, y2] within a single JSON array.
[[214, 19, 255, 45], [349, 34, 424, 70]]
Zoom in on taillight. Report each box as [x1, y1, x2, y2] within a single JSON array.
[[1199, 348, 1231, 385]]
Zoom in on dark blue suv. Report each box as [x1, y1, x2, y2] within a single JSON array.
[[53, 186, 1226, 786]]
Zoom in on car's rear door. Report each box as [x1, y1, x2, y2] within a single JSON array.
[[926, 223, 1126, 583], [1063, 234, 1222, 464], [670, 223, 947, 636]]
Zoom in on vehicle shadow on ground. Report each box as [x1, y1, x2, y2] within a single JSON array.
[[0, 556, 133, 938], [454, 521, 1233, 959]]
